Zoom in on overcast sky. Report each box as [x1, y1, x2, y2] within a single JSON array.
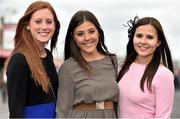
[[1, 0, 180, 62]]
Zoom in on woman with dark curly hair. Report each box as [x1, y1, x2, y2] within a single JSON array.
[[117, 16, 174, 118]]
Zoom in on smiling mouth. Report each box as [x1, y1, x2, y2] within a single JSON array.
[[38, 32, 49, 36], [83, 41, 94, 46], [138, 45, 149, 51]]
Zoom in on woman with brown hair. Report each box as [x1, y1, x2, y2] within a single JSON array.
[[56, 10, 119, 118], [118, 16, 174, 118], [4, 1, 60, 118]]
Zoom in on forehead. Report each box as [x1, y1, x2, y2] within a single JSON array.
[[136, 24, 157, 34], [75, 21, 96, 31], [31, 8, 54, 19]]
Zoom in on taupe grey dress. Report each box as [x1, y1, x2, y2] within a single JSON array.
[[56, 55, 119, 118]]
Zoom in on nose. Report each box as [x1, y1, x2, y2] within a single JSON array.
[[140, 37, 147, 44], [84, 32, 90, 41], [41, 22, 48, 30]]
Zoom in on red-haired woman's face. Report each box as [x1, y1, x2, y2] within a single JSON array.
[[26, 8, 55, 47]]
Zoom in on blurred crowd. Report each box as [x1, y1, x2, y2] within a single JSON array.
[[0, 68, 7, 103], [174, 68, 180, 90]]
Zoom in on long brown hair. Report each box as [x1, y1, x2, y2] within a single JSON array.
[[64, 10, 114, 72], [117, 16, 174, 91], [4, 1, 60, 93]]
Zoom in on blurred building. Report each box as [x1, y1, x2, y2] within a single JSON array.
[[0, 17, 14, 89]]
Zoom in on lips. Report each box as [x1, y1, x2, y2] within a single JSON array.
[[83, 41, 94, 47], [138, 45, 149, 51], [38, 32, 49, 37]]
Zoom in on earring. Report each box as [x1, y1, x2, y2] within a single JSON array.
[[26, 26, 30, 30]]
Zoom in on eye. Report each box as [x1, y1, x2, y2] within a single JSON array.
[[146, 35, 154, 40], [135, 33, 143, 38], [88, 28, 96, 34], [35, 20, 42, 24], [89, 30, 95, 34], [76, 32, 84, 36], [46, 19, 54, 24]]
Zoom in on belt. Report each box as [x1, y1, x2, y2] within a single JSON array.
[[74, 101, 114, 110]]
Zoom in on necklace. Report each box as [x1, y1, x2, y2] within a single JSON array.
[[45, 71, 56, 99], [48, 78, 56, 99]]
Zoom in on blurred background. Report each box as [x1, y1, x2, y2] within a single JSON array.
[[0, 0, 180, 118]]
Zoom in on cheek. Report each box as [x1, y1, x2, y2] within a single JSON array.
[[75, 41, 81, 47], [151, 40, 160, 48], [133, 39, 138, 47], [50, 25, 56, 32], [151, 44, 159, 51], [74, 36, 83, 43], [95, 34, 100, 42], [74, 38, 83, 48], [133, 39, 140, 53], [51, 28, 55, 36]]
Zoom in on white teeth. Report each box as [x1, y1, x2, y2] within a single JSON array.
[[39, 32, 49, 36], [83, 41, 93, 46], [84, 42, 92, 46], [138, 46, 148, 51]]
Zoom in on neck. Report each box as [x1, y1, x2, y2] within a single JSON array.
[[35, 41, 47, 58], [81, 51, 105, 62], [37, 44, 46, 58], [135, 55, 153, 65], [40, 48, 46, 58]]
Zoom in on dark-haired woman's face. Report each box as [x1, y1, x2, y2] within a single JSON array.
[[133, 24, 161, 64], [73, 21, 99, 58]]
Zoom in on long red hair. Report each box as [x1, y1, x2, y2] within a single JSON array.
[[4, 1, 60, 93]]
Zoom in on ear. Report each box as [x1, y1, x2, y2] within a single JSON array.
[[157, 40, 161, 47], [26, 25, 30, 30]]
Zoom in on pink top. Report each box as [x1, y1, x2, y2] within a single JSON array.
[[118, 63, 174, 118]]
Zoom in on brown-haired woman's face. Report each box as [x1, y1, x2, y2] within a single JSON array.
[[26, 8, 55, 46], [133, 24, 161, 63], [73, 21, 99, 57]]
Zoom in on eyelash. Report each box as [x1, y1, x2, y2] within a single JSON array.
[[77, 33, 83, 36], [35, 20, 54, 24], [136, 34, 154, 39], [76, 30, 96, 36]]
